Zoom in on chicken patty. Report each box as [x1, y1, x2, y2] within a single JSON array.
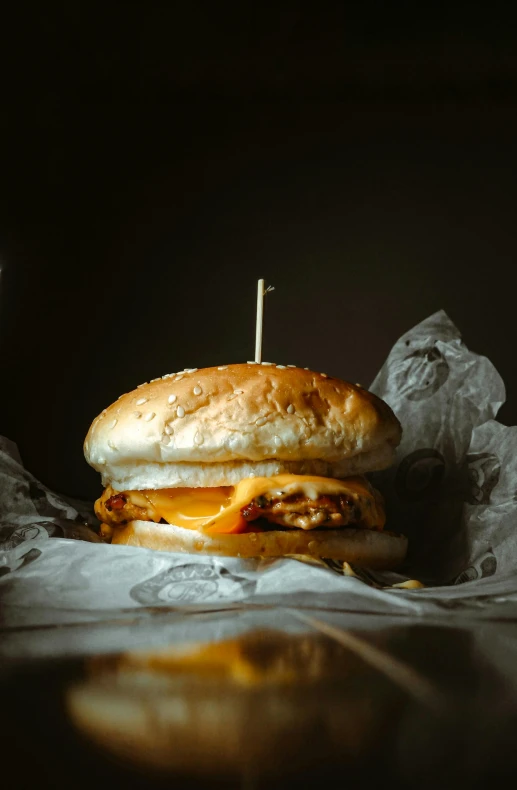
[[95, 486, 160, 527], [241, 491, 380, 531]]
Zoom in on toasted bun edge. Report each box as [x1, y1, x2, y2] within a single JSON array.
[[111, 520, 408, 570]]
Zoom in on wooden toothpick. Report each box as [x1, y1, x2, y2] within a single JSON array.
[[255, 279, 274, 363]]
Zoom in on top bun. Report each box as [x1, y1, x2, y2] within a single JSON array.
[[84, 364, 401, 490]]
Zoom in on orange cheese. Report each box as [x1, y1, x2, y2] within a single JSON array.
[[142, 474, 384, 534]]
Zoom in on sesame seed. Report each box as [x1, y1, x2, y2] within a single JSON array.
[[164, 424, 174, 435], [276, 365, 286, 369], [287, 365, 296, 368], [137, 382, 148, 388], [234, 389, 243, 395], [355, 382, 363, 388], [261, 361, 273, 366], [144, 411, 156, 422], [256, 416, 267, 426], [136, 397, 147, 406], [98, 457, 106, 465], [274, 435, 282, 446], [185, 368, 198, 373], [193, 385, 202, 395], [194, 431, 204, 446], [101, 409, 107, 416], [177, 406, 185, 418], [247, 361, 258, 364], [161, 435, 171, 446], [109, 418, 117, 429], [133, 411, 142, 419], [227, 394, 236, 401], [150, 377, 160, 382], [175, 375, 184, 381], [286, 404, 295, 414], [168, 394, 177, 405], [304, 367, 309, 370], [108, 439, 116, 450], [321, 373, 328, 378], [217, 366, 228, 371]]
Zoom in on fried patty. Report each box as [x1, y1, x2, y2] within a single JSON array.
[[241, 492, 376, 530], [95, 486, 161, 527]]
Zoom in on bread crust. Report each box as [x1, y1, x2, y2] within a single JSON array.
[[111, 520, 407, 569], [85, 364, 401, 485], [99, 445, 394, 491]]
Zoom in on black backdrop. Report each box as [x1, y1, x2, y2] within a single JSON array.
[[1, 5, 517, 500]]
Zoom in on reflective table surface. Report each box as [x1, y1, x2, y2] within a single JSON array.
[[3, 608, 517, 789]]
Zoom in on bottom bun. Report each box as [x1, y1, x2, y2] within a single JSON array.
[[112, 521, 408, 570]]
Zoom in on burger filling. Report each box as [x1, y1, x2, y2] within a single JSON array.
[[95, 474, 386, 538], [241, 492, 365, 530]]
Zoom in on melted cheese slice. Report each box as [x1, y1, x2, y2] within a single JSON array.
[[142, 474, 384, 534], [142, 487, 234, 531]]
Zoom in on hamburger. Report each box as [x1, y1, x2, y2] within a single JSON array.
[[84, 363, 406, 568]]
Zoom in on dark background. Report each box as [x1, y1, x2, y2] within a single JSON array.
[[1, 4, 517, 500]]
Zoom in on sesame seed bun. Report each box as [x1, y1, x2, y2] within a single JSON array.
[[110, 520, 408, 569], [84, 364, 401, 490]]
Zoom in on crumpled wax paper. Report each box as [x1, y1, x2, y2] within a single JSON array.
[[3, 310, 517, 654]]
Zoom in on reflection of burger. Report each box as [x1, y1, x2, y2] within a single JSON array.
[[66, 631, 401, 779], [85, 364, 406, 567]]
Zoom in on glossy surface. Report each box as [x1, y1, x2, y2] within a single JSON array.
[[3, 609, 517, 788]]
